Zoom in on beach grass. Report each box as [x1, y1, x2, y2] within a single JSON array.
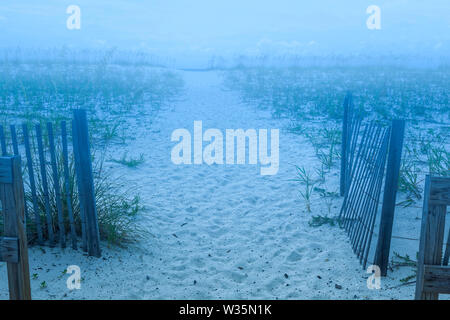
[[0, 52, 183, 245], [224, 66, 450, 209]]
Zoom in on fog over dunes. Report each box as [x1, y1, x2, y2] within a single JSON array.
[[0, 0, 449, 67]]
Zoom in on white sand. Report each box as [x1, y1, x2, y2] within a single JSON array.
[[0, 70, 447, 300]]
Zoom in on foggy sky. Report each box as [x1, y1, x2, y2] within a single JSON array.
[[1, 1, 449, 65]]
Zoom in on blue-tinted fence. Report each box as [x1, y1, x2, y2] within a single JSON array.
[[339, 92, 405, 276], [0, 110, 101, 257]]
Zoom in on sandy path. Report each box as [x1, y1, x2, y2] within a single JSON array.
[[0, 70, 417, 299]]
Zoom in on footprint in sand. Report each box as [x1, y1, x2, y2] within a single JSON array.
[[246, 196, 260, 205], [191, 257, 206, 268], [276, 201, 291, 209], [265, 277, 285, 292], [207, 227, 227, 238], [286, 248, 306, 262], [225, 271, 248, 283], [171, 264, 187, 272]]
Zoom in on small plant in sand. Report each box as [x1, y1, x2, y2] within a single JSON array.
[[307, 186, 340, 227], [426, 144, 449, 176], [316, 186, 339, 215], [109, 153, 145, 168], [315, 165, 327, 184], [398, 159, 423, 207], [292, 165, 317, 213], [317, 127, 340, 170], [390, 252, 417, 284], [308, 215, 338, 227]]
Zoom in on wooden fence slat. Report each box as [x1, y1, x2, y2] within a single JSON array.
[[444, 229, 450, 266], [0, 237, 19, 263], [22, 124, 44, 245], [374, 119, 405, 276], [0, 157, 13, 184], [72, 119, 88, 252], [47, 122, 66, 248], [340, 92, 351, 196], [35, 124, 55, 246], [1, 156, 32, 300], [422, 265, 450, 294], [428, 176, 450, 205], [0, 125, 7, 156], [415, 175, 431, 299], [10, 125, 30, 226], [61, 121, 77, 250], [73, 110, 101, 257], [10, 125, 19, 156], [433, 177, 450, 266]]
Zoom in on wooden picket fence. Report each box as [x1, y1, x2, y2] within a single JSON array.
[[339, 92, 405, 276], [0, 109, 100, 257], [415, 176, 450, 300]]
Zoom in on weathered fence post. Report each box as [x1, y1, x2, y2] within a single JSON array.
[[0, 156, 32, 300], [72, 109, 101, 257], [340, 92, 352, 196], [374, 119, 405, 276], [415, 176, 450, 300]]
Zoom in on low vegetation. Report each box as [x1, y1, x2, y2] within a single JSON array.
[[224, 66, 450, 212], [0, 50, 183, 245]]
